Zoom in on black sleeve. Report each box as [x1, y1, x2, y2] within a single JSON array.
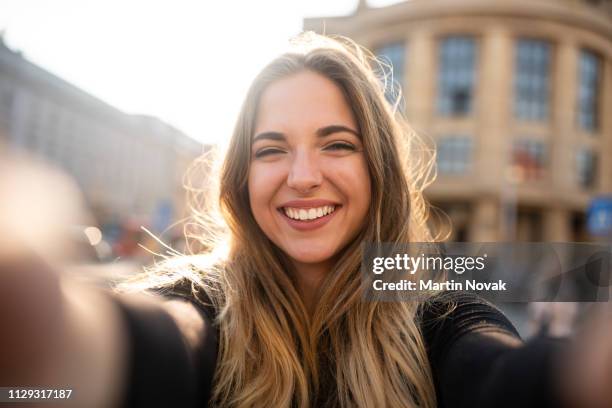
[[113, 287, 219, 408], [160, 282, 219, 407], [420, 292, 568, 408]]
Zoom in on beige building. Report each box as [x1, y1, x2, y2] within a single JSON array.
[[0, 36, 205, 234], [305, 0, 612, 242]]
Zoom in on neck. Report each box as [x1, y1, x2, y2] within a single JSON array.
[[292, 260, 331, 316]]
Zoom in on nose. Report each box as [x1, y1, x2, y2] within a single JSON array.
[[287, 149, 322, 193]]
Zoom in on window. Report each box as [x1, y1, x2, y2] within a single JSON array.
[[514, 39, 551, 121], [437, 135, 473, 174], [511, 139, 546, 181], [576, 148, 597, 188], [375, 42, 406, 109], [577, 50, 601, 132], [437, 36, 477, 116]]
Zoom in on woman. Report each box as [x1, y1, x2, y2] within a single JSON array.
[[0, 33, 609, 408], [114, 33, 558, 407], [115, 32, 440, 408]]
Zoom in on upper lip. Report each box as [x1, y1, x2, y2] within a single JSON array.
[[279, 199, 341, 209]]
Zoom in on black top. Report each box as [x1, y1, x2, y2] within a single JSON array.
[[113, 284, 567, 408]]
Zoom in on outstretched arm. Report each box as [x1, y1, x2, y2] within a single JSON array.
[[421, 292, 612, 408], [0, 257, 212, 408], [0, 157, 211, 408]]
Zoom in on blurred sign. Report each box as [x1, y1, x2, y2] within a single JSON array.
[[587, 196, 612, 237]]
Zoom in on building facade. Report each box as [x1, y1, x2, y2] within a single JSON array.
[[305, 0, 612, 241], [0, 37, 205, 235]]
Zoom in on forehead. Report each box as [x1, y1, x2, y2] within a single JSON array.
[[254, 70, 357, 135]]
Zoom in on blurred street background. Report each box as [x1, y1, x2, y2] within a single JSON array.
[[0, 0, 611, 337]]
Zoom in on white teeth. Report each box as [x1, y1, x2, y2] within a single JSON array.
[[283, 205, 337, 221]]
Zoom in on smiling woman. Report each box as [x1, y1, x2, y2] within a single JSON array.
[[198, 34, 440, 406], [118, 32, 443, 408]]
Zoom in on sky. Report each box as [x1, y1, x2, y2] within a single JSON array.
[[0, 0, 402, 146]]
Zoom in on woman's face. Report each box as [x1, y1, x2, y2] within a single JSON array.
[[248, 70, 371, 271]]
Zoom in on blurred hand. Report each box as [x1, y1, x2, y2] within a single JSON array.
[[0, 154, 89, 262], [0, 154, 89, 386]]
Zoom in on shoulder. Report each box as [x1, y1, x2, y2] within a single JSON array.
[[418, 291, 520, 337], [155, 278, 219, 324], [417, 291, 521, 365]]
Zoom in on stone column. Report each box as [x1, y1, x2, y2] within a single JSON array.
[[552, 39, 578, 191], [478, 27, 512, 190], [407, 29, 435, 132], [478, 27, 513, 240]]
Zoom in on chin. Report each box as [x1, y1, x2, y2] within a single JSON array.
[[286, 246, 337, 265]]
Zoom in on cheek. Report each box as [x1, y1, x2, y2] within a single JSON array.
[[352, 161, 372, 218], [247, 167, 267, 219], [327, 156, 371, 217], [248, 162, 285, 223]]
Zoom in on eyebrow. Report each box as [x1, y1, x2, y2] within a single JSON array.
[[253, 124, 361, 143]]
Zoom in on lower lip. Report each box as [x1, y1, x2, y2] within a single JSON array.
[[279, 207, 340, 231]]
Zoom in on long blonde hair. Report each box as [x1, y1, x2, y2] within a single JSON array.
[[119, 32, 440, 408]]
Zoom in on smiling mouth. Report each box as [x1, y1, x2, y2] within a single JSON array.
[[279, 205, 340, 221]]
